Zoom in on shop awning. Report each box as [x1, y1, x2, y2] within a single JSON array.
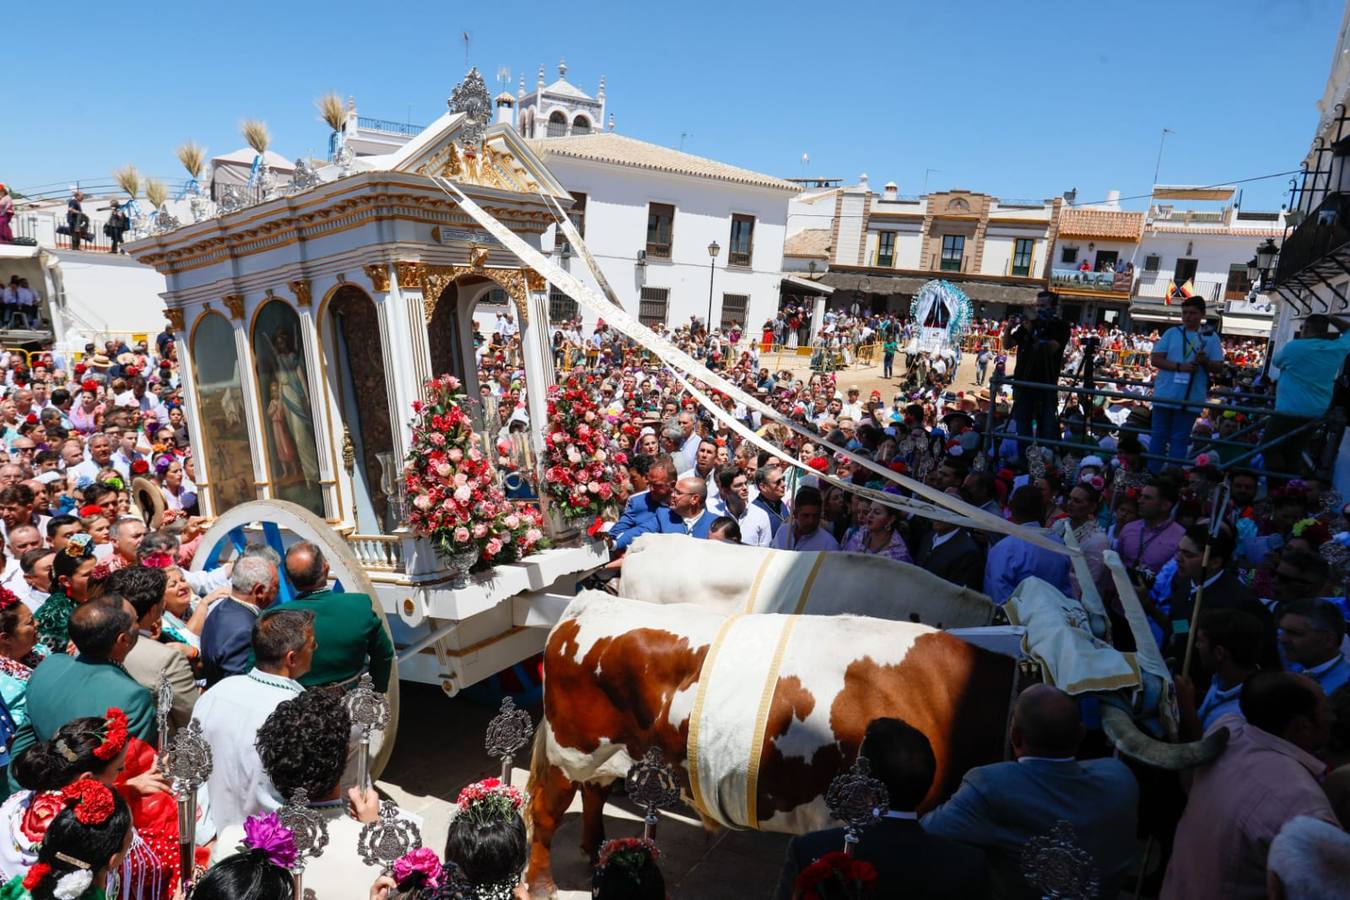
[[1220, 314, 1274, 338], [781, 274, 834, 294]]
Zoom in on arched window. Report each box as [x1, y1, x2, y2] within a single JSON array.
[[252, 300, 325, 516], [571, 115, 591, 135], [190, 313, 254, 514], [547, 111, 568, 138]]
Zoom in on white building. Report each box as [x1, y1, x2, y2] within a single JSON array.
[[1126, 186, 1284, 337], [524, 132, 796, 333]]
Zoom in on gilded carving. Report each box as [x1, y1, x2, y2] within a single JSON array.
[[164, 308, 186, 332], [289, 279, 312, 307], [468, 243, 490, 269], [363, 264, 391, 293], [223, 294, 245, 321], [525, 270, 546, 293], [394, 261, 425, 290], [421, 264, 531, 327]]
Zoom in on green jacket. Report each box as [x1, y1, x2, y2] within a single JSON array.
[[286, 590, 394, 692], [6, 653, 155, 793]]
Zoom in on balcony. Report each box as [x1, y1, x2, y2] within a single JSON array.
[[1133, 271, 1222, 305], [356, 116, 423, 138], [1276, 192, 1350, 283], [1050, 268, 1133, 295]]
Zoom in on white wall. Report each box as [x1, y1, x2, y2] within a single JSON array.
[[51, 250, 168, 347], [538, 156, 791, 332], [980, 232, 1044, 278], [1134, 231, 1267, 303]]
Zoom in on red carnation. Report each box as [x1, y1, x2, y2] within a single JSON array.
[[131, 459, 150, 475], [22, 863, 51, 891], [60, 778, 116, 825], [81, 379, 99, 393]]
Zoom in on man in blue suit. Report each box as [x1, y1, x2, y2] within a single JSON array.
[[922, 684, 1139, 899], [609, 456, 684, 551], [201, 554, 280, 687], [668, 475, 717, 538]]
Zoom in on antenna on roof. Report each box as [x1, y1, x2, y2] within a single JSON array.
[[680, 132, 692, 151], [496, 66, 512, 92]]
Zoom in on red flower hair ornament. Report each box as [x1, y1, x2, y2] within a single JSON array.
[[91, 708, 128, 762], [59, 777, 116, 825], [22, 863, 52, 891]]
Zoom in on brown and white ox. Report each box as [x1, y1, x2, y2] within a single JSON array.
[[621, 533, 996, 627], [525, 591, 1225, 897], [526, 592, 1010, 896]]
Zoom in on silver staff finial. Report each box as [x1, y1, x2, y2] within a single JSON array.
[[824, 756, 888, 854], [1020, 820, 1102, 900], [155, 673, 173, 753], [279, 788, 331, 867], [344, 674, 391, 790], [357, 800, 423, 870], [624, 748, 681, 841], [485, 696, 533, 782]]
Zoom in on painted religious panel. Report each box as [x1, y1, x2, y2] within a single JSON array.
[[252, 301, 325, 516], [190, 313, 254, 513]]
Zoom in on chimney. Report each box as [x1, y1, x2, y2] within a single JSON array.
[[607, 113, 615, 132], [883, 181, 898, 201], [1104, 189, 1121, 210], [495, 92, 516, 127]]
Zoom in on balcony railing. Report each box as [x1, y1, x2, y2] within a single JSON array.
[[1276, 192, 1350, 283], [345, 534, 406, 572], [13, 210, 125, 254], [356, 116, 423, 137], [1049, 268, 1133, 294], [1148, 206, 1230, 225], [876, 253, 894, 267], [1133, 271, 1222, 305], [939, 256, 963, 272]]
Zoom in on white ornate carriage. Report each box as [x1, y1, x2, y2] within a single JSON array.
[[127, 73, 604, 701]]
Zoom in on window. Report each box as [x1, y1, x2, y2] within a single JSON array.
[[482, 287, 509, 307], [877, 231, 896, 267], [548, 286, 578, 322], [638, 287, 669, 327], [728, 214, 755, 267], [940, 234, 965, 272], [1012, 238, 1034, 276], [646, 203, 675, 258], [721, 294, 749, 330], [1060, 246, 1079, 264], [571, 115, 591, 135], [1143, 255, 1161, 272], [553, 191, 587, 250], [1225, 263, 1253, 300], [546, 111, 567, 138]]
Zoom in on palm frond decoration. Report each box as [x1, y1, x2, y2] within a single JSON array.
[[113, 165, 141, 199], [242, 119, 270, 155], [176, 141, 206, 179], [145, 178, 168, 209], [317, 93, 346, 132]]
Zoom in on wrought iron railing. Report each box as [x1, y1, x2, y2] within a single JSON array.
[[356, 116, 423, 137], [1050, 268, 1132, 294], [1276, 192, 1350, 284]]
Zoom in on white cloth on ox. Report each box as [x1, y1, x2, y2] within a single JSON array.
[[622, 534, 995, 628], [1004, 577, 1141, 697]]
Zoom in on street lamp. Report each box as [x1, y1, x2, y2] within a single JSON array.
[[706, 240, 720, 330], [1255, 238, 1279, 275], [1246, 257, 1260, 285]]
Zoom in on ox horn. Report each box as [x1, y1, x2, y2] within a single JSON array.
[[1099, 704, 1228, 770]]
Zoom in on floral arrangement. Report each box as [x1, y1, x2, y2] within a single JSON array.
[[240, 812, 298, 870], [794, 851, 879, 899], [454, 777, 524, 825], [595, 836, 660, 877], [91, 708, 128, 762], [404, 375, 546, 568], [541, 373, 628, 523]]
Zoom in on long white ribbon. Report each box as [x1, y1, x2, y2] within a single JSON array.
[[434, 177, 1074, 556]]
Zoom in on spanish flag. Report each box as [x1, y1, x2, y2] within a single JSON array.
[[1164, 278, 1195, 305]]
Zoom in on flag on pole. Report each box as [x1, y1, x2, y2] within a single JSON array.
[[1164, 280, 1177, 305]]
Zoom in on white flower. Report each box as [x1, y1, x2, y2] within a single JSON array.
[[53, 869, 93, 900]]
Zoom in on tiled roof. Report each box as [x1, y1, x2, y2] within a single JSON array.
[[1057, 208, 1145, 241], [784, 229, 831, 257], [526, 133, 800, 192], [542, 78, 592, 101]]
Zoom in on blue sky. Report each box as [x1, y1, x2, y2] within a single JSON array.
[[1, 0, 1339, 210]]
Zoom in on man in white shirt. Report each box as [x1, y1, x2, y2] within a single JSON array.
[[16, 547, 53, 612], [674, 410, 701, 472], [108, 429, 146, 483], [195, 609, 315, 834], [70, 433, 113, 483], [840, 386, 864, 422], [770, 486, 840, 551], [1, 524, 41, 595], [710, 466, 773, 547]]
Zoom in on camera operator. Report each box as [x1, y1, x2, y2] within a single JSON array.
[[1148, 296, 1222, 472], [1004, 290, 1071, 463], [101, 201, 131, 254]]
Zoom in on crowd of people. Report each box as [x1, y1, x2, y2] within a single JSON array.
[[457, 288, 1350, 897]]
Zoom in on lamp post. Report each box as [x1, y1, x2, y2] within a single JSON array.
[[706, 240, 720, 331]]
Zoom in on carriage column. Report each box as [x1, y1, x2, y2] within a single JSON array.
[[519, 271, 553, 464], [293, 296, 340, 519], [224, 294, 272, 502]]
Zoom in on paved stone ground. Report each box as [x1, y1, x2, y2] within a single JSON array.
[[763, 346, 987, 403], [377, 683, 789, 900]]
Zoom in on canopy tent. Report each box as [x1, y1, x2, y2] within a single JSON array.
[[209, 148, 297, 189]]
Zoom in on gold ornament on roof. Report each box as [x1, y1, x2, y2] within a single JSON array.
[[363, 264, 391, 293], [164, 308, 185, 332], [394, 261, 424, 289], [468, 244, 490, 269], [222, 295, 245, 321], [289, 279, 312, 307]]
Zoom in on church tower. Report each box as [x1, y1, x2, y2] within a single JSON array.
[[516, 58, 606, 138]]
